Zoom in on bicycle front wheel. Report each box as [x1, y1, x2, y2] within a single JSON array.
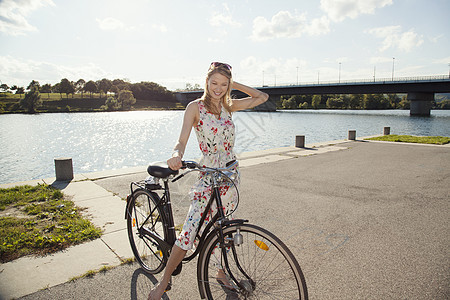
[[198, 224, 308, 299], [127, 189, 166, 274]]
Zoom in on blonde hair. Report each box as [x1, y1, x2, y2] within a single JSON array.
[[201, 64, 233, 114]]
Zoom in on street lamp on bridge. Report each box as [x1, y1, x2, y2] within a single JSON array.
[[392, 57, 395, 81]]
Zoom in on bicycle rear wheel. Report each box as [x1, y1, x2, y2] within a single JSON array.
[[198, 224, 308, 299], [127, 189, 167, 274]]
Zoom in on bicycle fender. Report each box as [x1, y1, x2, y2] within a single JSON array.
[[222, 219, 248, 228], [124, 194, 132, 219]]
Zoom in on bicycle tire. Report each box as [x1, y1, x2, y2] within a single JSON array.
[[198, 223, 308, 299], [127, 189, 167, 274]]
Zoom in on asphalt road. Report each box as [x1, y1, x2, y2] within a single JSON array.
[[19, 141, 450, 299]]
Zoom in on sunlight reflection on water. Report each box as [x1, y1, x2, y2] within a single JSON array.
[[0, 110, 449, 184]]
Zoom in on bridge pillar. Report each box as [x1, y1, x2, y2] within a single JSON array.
[[408, 92, 433, 116], [175, 93, 189, 106]]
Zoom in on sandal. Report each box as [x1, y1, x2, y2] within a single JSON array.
[[216, 269, 236, 291]]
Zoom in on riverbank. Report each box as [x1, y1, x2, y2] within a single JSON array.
[[1, 139, 449, 299], [0, 96, 184, 114]]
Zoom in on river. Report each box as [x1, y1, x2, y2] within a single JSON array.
[[1, 109, 449, 184]]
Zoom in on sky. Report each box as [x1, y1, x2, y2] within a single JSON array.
[[0, 0, 449, 91]]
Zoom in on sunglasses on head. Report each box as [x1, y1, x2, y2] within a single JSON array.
[[210, 62, 232, 71]]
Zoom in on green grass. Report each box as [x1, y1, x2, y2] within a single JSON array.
[[0, 184, 102, 263], [69, 258, 135, 281], [366, 135, 450, 145]]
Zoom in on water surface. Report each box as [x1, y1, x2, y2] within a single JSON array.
[[1, 110, 449, 184]]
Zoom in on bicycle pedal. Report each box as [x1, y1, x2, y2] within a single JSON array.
[[165, 282, 172, 292]]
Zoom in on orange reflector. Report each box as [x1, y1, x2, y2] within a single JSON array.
[[254, 240, 269, 251], [132, 218, 136, 227], [157, 250, 163, 257]]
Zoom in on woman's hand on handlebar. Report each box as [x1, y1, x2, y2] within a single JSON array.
[[167, 156, 183, 171]]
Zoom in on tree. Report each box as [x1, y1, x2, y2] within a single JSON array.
[[311, 95, 321, 109], [20, 86, 42, 113], [40, 83, 52, 98], [118, 90, 136, 109], [439, 99, 450, 109], [387, 94, 401, 109], [326, 95, 345, 109], [27, 80, 40, 91], [299, 102, 309, 109], [97, 78, 112, 98], [110, 85, 120, 97], [363, 94, 390, 109], [59, 78, 75, 98], [75, 79, 86, 98], [104, 96, 120, 111], [129, 81, 175, 102], [281, 97, 296, 109], [0, 83, 9, 92], [399, 95, 410, 109], [349, 94, 363, 109], [52, 83, 62, 98], [112, 79, 131, 91], [84, 81, 98, 98], [183, 83, 201, 91], [15, 87, 25, 98]]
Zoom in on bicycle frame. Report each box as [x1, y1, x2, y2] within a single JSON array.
[[125, 162, 252, 291], [126, 176, 233, 263]]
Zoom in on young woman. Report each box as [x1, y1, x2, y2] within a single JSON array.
[[149, 62, 269, 300]]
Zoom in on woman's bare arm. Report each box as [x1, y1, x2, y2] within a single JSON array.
[[167, 101, 199, 170], [229, 81, 269, 112]]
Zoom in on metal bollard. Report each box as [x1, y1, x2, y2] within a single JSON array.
[[55, 157, 74, 181], [348, 130, 356, 140], [383, 127, 391, 135], [295, 135, 305, 148]]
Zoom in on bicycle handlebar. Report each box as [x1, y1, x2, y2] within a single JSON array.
[[171, 160, 238, 183]]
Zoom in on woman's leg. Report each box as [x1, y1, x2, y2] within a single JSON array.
[[148, 245, 187, 300]]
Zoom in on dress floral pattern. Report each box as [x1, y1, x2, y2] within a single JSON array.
[[175, 100, 239, 251]]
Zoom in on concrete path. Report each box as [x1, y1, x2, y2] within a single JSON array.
[[0, 138, 449, 299]]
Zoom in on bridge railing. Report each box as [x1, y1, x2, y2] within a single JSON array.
[[264, 75, 450, 89], [176, 74, 450, 92]]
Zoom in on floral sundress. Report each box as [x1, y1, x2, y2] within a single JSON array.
[[175, 100, 239, 251]]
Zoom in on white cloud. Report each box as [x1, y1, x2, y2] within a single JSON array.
[[304, 16, 330, 36], [0, 0, 55, 35], [96, 17, 124, 31], [0, 55, 113, 86], [209, 3, 241, 27], [251, 11, 331, 41], [210, 13, 241, 27], [320, 0, 393, 22], [367, 25, 424, 52]]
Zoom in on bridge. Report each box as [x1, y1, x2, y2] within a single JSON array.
[[175, 75, 450, 116]]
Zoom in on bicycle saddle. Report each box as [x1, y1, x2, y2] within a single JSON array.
[[147, 163, 179, 178]]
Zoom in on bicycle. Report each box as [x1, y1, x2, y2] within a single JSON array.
[[125, 159, 308, 299]]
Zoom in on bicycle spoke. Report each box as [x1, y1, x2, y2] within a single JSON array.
[[127, 190, 166, 274], [200, 224, 307, 299]]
